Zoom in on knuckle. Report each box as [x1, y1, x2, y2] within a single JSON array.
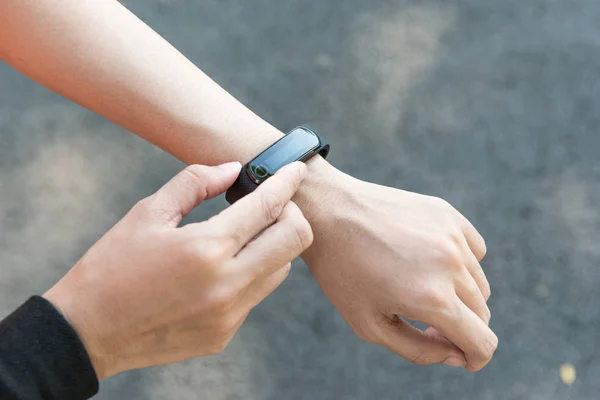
[[206, 241, 228, 261], [260, 191, 284, 223], [185, 242, 226, 266], [210, 339, 229, 354], [353, 318, 383, 345], [183, 164, 206, 177], [425, 288, 453, 311], [289, 163, 306, 188], [472, 266, 491, 301], [433, 196, 452, 210], [484, 284, 492, 301], [448, 228, 464, 246], [289, 216, 314, 253], [407, 350, 430, 365], [298, 217, 314, 249], [210, 288, 237, 314], [476, 333, 499, 362], [224, 228, 244, 249], [484, 306, 492, 323], [283, 262, 292, 274], [436, 198, 462, 220], [206, 218, 244, 249], [181, 243, 201, 262], [479, 276, 492, 301], [490, 333, 499, 353], [181, 165, 209, 197], [217, 315, 239, 335], [133, 196, 176, 223], [418, 286, 457, 322], [353, 323, 376, 344], [133, 196, 153, 215], [436, 239, 463, 270], [479, 238, 488, 258], [277, 263, 292, 280]]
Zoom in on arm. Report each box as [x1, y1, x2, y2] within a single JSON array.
[[0, 0, 497, 370], [0, 296, 98, 399], [0, 162, 312, 398], [0, 0, 279, 166]]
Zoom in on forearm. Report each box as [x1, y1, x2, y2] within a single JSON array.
[[0, 297, 98, 399], [0, 0, 281, 165], [0, 0, 346, 258]]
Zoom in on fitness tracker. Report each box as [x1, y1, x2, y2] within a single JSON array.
[[225, 126, 329, 204]]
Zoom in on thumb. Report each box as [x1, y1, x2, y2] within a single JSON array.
[[144, 162, 241, 227], [375, 315, 467, 368]]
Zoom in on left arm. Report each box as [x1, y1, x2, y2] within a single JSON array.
[[0, 0, 497, 370]]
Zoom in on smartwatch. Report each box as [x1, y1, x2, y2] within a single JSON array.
[[225, 126, 329, 204]]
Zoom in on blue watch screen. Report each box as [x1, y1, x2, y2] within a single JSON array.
[[249, 127, 320, 181]]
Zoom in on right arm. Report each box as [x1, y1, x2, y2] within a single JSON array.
[[0, 162, 312, 399]]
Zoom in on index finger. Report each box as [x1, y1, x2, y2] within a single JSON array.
[[208, 162, 307, 254]]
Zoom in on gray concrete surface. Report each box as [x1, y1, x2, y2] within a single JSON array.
[[1, 0, 599, 399]]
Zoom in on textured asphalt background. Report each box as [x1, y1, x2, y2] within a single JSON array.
[[1, 1, 600, 399]]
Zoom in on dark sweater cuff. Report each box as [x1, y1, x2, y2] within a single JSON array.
[[0, 296, 99, 399]]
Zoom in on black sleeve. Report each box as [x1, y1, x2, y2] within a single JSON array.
[[0, 296, 99, 400]]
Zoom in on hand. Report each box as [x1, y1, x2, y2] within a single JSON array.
[[43, 162, 313, 380], [299, 161, 497, 371]]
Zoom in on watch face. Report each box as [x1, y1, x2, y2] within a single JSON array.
[[248, 127, 320, 182]]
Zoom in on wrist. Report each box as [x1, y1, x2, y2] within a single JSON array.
[[184, 119, 284, 166], [294, 156, 358, 260]]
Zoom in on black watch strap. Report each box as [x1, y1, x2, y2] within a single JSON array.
[[225, 167, 260, 204], [225, 127, 329, 204]]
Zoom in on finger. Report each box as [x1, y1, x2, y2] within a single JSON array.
[[455, 270, 490, 324], [374, 315, 466, 367], [431, 299, 498, 372], [239, 263, 291, 312], [460, 236, 491, 301], [234, 201, 313, 280], [456, 213, 487, 261], [206, 162, 307, 254], [141, 162, 241, 227]]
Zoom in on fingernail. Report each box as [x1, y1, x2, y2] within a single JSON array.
[[444, 355, 467, 368], [217, 161, 242, 174]]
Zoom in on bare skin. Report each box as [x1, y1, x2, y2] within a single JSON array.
[[45, 162, 314, 380], [1, 0, 497, 371]]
